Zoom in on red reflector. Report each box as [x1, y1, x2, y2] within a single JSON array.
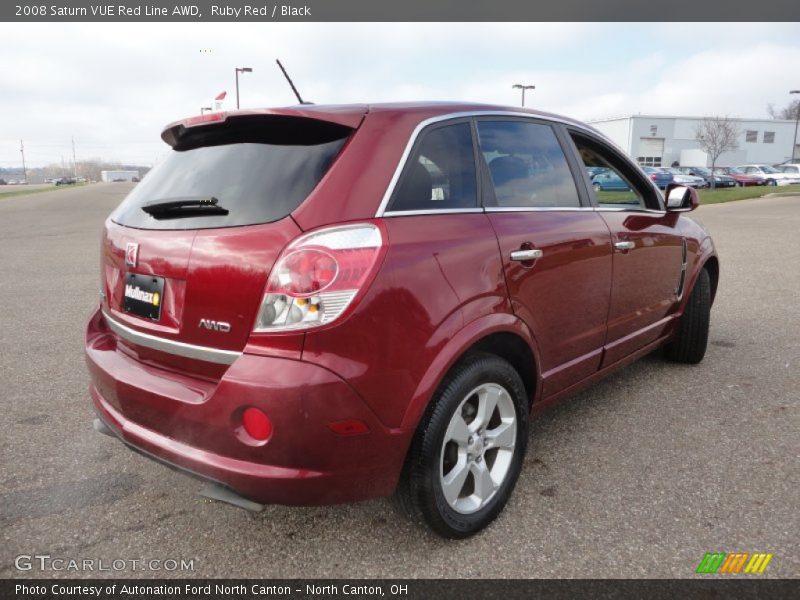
[[242, 408, 272, 441], [328, 419, 370, 436]]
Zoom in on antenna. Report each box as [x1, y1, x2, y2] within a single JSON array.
[[276, 59, 311, 105]]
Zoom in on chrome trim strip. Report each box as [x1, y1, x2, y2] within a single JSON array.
[[374, 110, 610, 218], [485, 206, 594, 213], [595, 207, 666, 215], [382, 208, 484, 217], [103, 310, 241, 365]]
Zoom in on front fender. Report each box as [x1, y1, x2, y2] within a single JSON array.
[[680, 235, 718, 314]]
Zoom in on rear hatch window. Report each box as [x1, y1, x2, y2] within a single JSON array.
[[111, 115, 352, 230]]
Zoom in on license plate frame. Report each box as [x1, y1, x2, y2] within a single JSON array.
[[123, 273, 164, 320]]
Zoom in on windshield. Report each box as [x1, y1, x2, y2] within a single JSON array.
[[112, 117, 351, 230], [760, 166, 779, 174], [692, 167, 711, 175]]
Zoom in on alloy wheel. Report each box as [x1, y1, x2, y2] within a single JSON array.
[[439, 383, 517, 514]]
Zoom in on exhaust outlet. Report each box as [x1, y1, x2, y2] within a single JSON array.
[[199, 483, 264, 513], [93, 418, 115, 438]]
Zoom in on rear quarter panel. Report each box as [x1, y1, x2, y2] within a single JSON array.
[[301, 213, 510, 429]]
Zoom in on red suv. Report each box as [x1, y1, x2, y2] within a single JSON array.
[[86, 103, 718, 538]]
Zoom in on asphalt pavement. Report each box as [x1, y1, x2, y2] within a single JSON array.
[[0, 183, 798, 578]]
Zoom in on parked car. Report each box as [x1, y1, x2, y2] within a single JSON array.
[[737, 164, 800, 186], [774, 163, 800, 176], [641, 166, 673, 189], [0, 178, 6, 185], [55, 177, 77, 185], [678, 166, 736, 188], [7, 179, 18, 185], [586, 166, 609, 178], [591, 170, 631, 191], [660, 168, 708, 188], [712, 166, 763, 187], [86, 102, 719, 538]]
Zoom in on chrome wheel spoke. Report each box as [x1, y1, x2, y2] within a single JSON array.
[[473, 386, 500, 431], [441, 457, 470, 506], [470, 460, 495, 502], [445, 413, 470, 446], [485, 421, 515, 450]]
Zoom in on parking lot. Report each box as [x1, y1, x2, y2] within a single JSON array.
[[0, 183, 797, 578]]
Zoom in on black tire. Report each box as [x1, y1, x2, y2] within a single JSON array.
[[766, 179, 777, 187], [393, 353, 529, 538], [664, 268, 711, 364], [593, 182, 602, 193]]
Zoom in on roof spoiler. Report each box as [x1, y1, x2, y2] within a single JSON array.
[[161, 106, 368, 148]]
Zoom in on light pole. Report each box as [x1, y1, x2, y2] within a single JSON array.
[[235, 67, 253, 109], [512, 83, 535, 107], [20, 140, 27, 183], [791, 90, 800, 162], [200, 106, 212, 115]]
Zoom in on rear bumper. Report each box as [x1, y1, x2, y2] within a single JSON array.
[[85, 307, 410, 506]]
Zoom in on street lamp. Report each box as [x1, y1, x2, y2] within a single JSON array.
[[235, 67, 253, 109], [512, 83, 535, 107], [791, 90, 800, 163], [200, 106, 212, 115]]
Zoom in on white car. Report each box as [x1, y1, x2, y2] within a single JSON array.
[[737, 164, 800, 186], [775, 163, 800, 177]]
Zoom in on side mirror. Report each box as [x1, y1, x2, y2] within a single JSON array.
[[664, 184, 699, 212]]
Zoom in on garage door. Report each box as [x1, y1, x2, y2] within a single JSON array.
[[637, 138, 664, 167]]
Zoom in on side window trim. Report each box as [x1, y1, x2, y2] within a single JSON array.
[[383, 118, 480, 216], [552, 123, 594, 209], [567, 128, 665, 212], [474, 116, 587, 211]]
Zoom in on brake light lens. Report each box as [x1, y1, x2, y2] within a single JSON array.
[[254, 223, 384, 332]]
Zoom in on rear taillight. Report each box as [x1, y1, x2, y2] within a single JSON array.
[[253, 223, 384, 332]]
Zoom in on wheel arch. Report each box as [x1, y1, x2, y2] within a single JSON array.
[[464, 332, 537, 409], [398, 314, 541, 434], [702, 255, 719, 305]]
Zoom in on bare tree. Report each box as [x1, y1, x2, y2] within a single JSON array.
[[767, 99, 800, 120], [694, 117, 740, 189]]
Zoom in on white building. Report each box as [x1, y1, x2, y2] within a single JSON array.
[[589, 115, 800, 168]]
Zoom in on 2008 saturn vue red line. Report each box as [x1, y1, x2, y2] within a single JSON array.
[[86, 102, 718, 538]]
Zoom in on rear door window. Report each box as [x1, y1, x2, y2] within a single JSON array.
[[112, 116, 352, 230], [476, 120, 581, 209], [387, 122, 478, 212]]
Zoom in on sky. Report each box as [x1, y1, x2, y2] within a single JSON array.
[[1, 22, 799, 168]]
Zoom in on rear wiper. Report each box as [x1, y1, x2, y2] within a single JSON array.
[[141, 197, 229, 219]]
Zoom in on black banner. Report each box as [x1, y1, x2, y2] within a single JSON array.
[[3, 0, 799, 22], [4, 579, 799, 600]]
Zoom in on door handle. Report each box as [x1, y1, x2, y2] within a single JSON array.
[[614, 241, 635, 251], [510, 249, 543, 261]]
